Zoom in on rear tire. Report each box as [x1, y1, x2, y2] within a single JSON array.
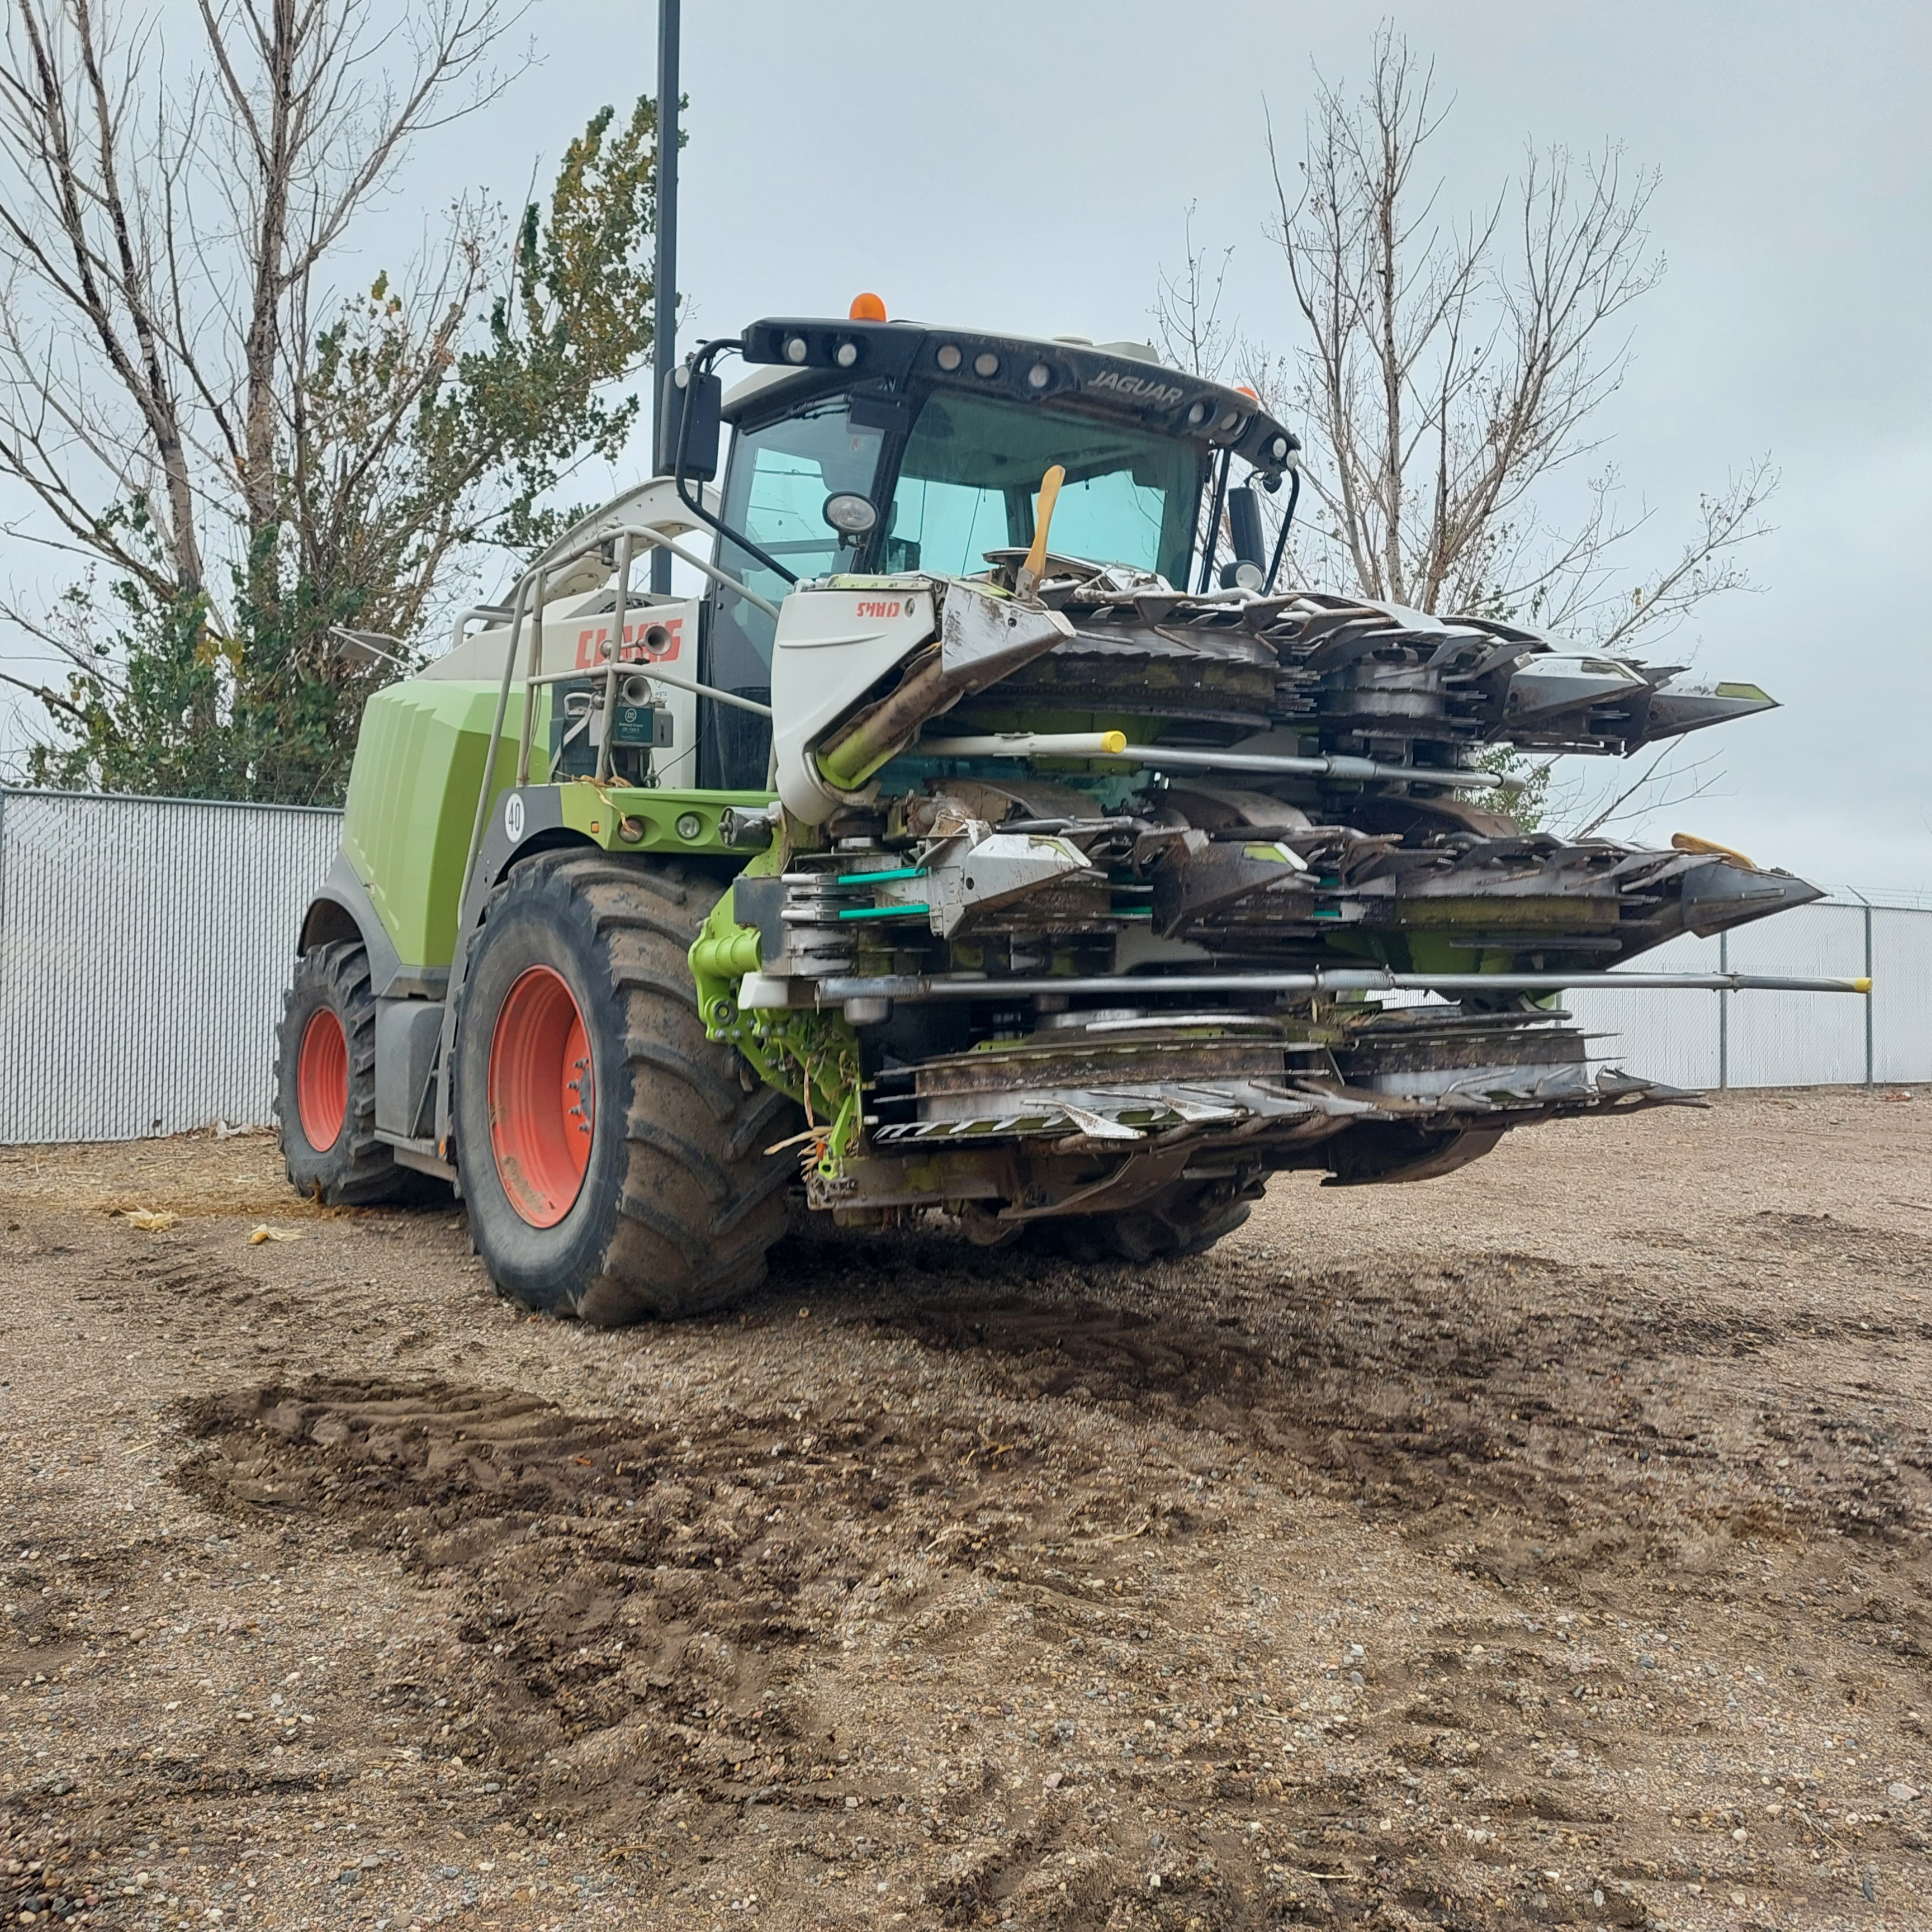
[[453, 850, 800, 1323], [277, 941, 413, 1205]]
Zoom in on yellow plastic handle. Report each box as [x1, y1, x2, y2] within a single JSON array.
[[1671, 830, 1757, 870], [1021, 465, 1067, 588]]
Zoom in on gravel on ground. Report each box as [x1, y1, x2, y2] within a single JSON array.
[[3, 1087, 1929, 1930]]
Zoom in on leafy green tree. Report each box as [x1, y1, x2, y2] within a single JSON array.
[[0, 0, 669, 803]]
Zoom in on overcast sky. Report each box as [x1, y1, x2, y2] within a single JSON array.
[[2, 0, 1928, 895]]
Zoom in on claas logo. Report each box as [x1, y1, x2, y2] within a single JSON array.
[[574, 615, 682, 669]]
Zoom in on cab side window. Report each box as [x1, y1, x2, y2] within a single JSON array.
[[703, 399, 884, 789]]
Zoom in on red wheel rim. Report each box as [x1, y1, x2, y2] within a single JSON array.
[[296, 1008, 349, 1151], [489, 965, 595, 1228]]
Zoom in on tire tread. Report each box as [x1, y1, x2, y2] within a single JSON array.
[[277, 940, 414, 1206], [460, 850, 799, 1322]]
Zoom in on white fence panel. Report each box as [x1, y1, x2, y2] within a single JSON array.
[[1726, 901, 1868, 1088], [1568, 900, 1930, 1091], [0, 789, 340, 1144], [1873, 908, 1932, 1085], [1564, 931, 1722, 1090]]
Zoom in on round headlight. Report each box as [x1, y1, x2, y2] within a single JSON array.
[[784, 335, 809, 364], [1187, 400, 1210, 427], [822, 492, 879, 536], [936, 343, 963, 372], [1027, 361, 1051, 390], [973, 351, 1000, 378], [834, 340, 859, 368], [676, 812, 704, 841]]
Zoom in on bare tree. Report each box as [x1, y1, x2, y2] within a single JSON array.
[[1155, 29, 1775, 834], [1214, 26, 1775, 649], [1153, 203, 1239, 383], [0, 0, 520, 628]]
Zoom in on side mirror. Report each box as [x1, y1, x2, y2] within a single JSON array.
[[1227, 487, 1265, 567], [1218, 486, 1267, 590], [656, 364, 722, 480]]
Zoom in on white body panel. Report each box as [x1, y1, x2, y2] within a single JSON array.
[[770, 579, 939, 820], [423, 589, 705, 789], [413, 475, 723, 786]]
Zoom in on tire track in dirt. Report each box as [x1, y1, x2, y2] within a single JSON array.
[[174, 1379, 1080, 1831], [166, 1375, 1540, 1929], [163, 1214, 1932, 1929], [844, 1251, 1932, 1581]]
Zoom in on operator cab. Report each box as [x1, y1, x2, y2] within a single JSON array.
[[693, 316, 1300, 788]]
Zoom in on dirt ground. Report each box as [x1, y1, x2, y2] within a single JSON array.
[[3, 1088, 1931, 1932]]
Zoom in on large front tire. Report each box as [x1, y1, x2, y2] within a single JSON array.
[[277, 941, 413, 1205], [453, 851, 798, 1323]]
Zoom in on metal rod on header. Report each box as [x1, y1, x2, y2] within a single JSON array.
[[650, 0, 680, 598], [807, 968, 1875, 1005]]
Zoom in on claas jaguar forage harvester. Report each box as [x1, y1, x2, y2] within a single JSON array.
[[278, 301, 1865, 1321]]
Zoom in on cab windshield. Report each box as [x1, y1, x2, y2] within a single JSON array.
[[702, 383, 1206, 786], [886, 390, 1201, 587], [717, 385, 1205, 609]]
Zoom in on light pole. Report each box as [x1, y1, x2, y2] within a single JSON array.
[[650, 0, 680, 595]]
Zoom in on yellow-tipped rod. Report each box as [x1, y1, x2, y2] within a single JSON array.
[[920, 733, 1522, 792], [1672, 831, 1758, 868], [1014, 464, 1066, 601], [922, 730, 1128, 759], [809, 969, 1876, 1003]]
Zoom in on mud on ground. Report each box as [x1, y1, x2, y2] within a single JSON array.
[[3, 1088, 1930, 1931]]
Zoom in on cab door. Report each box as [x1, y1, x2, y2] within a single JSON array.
[[703, 396, 886, 789]]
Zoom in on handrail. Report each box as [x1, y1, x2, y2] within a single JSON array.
[[437, 573, 531, 1149], [456, 573, 529, 935], [514, 566, 548, 787], [502, 520, 780, 628], [624, 525, 781, 619], [594, 533, 634, 784], [473, 510, 789, 789], [438, 500, 774, 1148], [525, 661, 773, 717]]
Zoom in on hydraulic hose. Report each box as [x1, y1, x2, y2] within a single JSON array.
[[1262, 467, 1301, 595]]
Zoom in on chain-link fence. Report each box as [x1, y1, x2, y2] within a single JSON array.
[[0, 787, 1924, 1145], [0, 788, 340, 1144]]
